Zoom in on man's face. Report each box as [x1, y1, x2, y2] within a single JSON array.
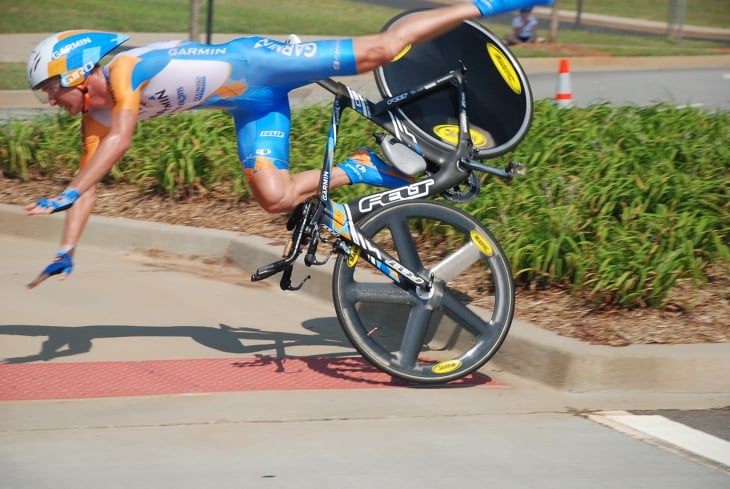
[[37, 79, 84, 115]]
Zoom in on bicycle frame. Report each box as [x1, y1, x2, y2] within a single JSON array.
[[317, 66, 517, 225], [253, 67, 519, 292]]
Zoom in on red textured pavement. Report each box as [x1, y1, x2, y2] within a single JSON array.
[[0, 357, 504, 401]]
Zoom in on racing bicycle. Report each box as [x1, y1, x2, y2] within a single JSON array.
[[251, 13, 533, 384]]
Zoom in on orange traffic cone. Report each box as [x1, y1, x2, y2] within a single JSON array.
[[555, 58, 573, 108]]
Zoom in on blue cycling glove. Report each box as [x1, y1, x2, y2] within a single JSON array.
[[472, 0, 553, 17], [35, 188, 81, 213], [27, 247, 75, 289]]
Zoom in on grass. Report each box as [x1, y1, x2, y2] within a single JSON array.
[[1, 0, 728, 32], [2, 103, 728, 308], [479, 20, 728, 57], [559, 0, 730, 28], [0, 0, 397, 34], [0, 63, 29, 90]]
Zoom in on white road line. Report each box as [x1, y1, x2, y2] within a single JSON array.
[[589, 411, 730, 469]]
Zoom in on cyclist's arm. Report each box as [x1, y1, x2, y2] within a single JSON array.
[[52, 57, 140, 246], [24, 109, 107, 287], [24, 56, 141, 216], [66, 57, 140, 195], [56, 113, 109, 248]]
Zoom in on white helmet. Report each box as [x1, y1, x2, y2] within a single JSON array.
[[27, 30, 129, 101]]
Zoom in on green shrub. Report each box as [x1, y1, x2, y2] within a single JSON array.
[[1, 101, 727, 307]]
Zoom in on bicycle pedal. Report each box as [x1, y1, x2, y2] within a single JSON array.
[[506, 160, 528, 176]]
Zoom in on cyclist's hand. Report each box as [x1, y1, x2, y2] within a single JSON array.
[[27, 249, 74, 289], [473, 0, 553, 18], [25, 188, 81, 215]]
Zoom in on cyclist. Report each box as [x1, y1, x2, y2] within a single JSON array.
[[24, 0, 552, 288]]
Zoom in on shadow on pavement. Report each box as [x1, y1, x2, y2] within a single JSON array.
[[0, 318, 348, 364], [0, 319, 495, 388]]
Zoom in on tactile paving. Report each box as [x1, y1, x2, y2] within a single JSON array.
[[0, 356, 503, 401]]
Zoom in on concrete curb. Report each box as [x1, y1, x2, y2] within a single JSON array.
[[0, 203, 338, 304], [496, 320, 730, 393], [2, 203, 728, 393]]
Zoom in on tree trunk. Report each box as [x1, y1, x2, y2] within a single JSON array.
[[667, 0, 687, 41], [575, 0, 584, 28], [549, 0, 560, 43], [189, 0, 201, 42]]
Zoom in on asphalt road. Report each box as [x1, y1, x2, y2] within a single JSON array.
[[1, 232, 728, 488], [528, 67, 730, 111]]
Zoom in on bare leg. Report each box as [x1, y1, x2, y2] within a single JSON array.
[[352, 3, 481, 73], [249, 167, 351, 213]]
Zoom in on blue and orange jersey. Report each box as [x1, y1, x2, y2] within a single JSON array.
[[81, 36, 357, 171]]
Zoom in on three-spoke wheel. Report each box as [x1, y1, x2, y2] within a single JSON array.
[[332, 200, 514, 383]]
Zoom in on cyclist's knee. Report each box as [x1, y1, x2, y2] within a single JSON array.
[[353, 34, 405, 72], [249, 170, 293, 214]]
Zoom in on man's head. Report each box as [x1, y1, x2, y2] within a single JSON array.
[[27, 30, 129, 111]]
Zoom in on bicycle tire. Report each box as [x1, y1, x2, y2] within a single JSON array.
[[332, 200, 514, 383], [375, 10, 533, 161]]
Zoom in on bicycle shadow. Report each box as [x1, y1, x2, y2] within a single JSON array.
[[0, 318, 495, 387], [0, 317, 349, 364]]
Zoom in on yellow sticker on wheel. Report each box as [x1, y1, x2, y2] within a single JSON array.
[[433, 124, 493, 149], [487, 43, 522, 95], [432, 359, 463, 375], [470, 230, 494, 257], [347, 246, 361, 268]]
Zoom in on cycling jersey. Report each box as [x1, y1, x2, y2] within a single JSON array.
[[81, 36, 357, 179]]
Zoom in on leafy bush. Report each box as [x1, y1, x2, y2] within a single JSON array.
[[465, 102, 729, 306], [1, 101, 727, 307]]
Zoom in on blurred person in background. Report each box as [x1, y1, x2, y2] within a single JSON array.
[[506, 7, 545, 45]]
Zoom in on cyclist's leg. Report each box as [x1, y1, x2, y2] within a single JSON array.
[[243, 37, 414, 198], [233, 106, 411, 214], [337, 148, 413, 188], [350, 1, 551, 73], [233, 105, 350, 213], [351, 2, 481, 73]]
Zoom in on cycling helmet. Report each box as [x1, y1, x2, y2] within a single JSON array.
[[27, 30, 129, 101]]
